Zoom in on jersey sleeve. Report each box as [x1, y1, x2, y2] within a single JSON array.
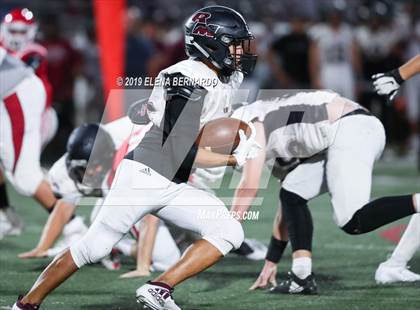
[[48, 155, 82, 205]]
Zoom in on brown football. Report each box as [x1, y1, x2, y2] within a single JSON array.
[[196, 117, 251, 154]]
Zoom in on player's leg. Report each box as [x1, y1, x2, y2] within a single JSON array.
[[19, 201, 78, 258], [265, 156, 327, 294], [0, 170, 21, 238], [17, 195, 129, 306], [0, 101, 25, 238], [135, 185, 244, 308], [40, 107, 58, 150], [153, 186, 244, 286], [2, 75, 56, 212], [151, 221, 181, 271], [375, 214, 420, 284], [327, 116, 419, 234], [16, 160, 158, 307]]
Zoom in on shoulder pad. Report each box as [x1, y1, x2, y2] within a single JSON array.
[[164, 72, 208, 102]]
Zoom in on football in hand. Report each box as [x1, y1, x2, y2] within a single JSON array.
[[197, 117, 251, 154]]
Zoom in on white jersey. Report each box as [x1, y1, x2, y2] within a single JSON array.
[[0, 47, 33, 99], [48, 117, 151, 204], [232, 91, 339, 163], [147, 58, 243, 129], [309, 24, 354, 67], [134, 58, 243, 183]]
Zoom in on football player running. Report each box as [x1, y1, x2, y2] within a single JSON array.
[[0, 8, 56, 142], [17, 114, 181, 273], [228, 90, 420, 294], [372, 54, 420, 284], [14, 6, 260, 310]]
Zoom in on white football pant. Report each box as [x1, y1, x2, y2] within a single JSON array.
[[70, 159, 244, 267], [283, 115, 386, 227]]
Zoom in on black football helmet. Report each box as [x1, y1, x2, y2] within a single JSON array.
[[65, 123, 115, 194], [184, 5, 257, 77]]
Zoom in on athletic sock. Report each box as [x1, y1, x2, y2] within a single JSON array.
[[0, 183, 9, 210], [148, 280, 173, 291], [388, 214, 420, 266], [16, 295, 39, 310], [414, 193, 420, 213], [292, 257, 312, 279]]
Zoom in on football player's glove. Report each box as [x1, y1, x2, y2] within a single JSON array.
[[372, 69, 404, 101], [232, 122, 261, 168]]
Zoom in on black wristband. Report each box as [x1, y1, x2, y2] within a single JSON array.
[[265, 236, 288, 263], [390, 69, 404, 85]]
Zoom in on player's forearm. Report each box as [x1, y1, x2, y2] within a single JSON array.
[[194, 147, 236, 168], [231, 186, 258, 222], [399, 54, 420, 81], [33, 180, 57, 212], [136, 215, 159, 270], [36, 200, 76, 251]]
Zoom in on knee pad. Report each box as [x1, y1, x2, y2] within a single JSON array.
[[280, 188, 307, 208], [279, 188, 313, 251], [70, 221, 122, 268], [203, 218, 244, 256]]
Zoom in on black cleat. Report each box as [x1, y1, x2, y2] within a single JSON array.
[[269, 271, 318, 295]]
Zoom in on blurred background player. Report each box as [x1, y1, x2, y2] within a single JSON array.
[[0, 8, 56, 236], [0, 47, 57, 239], [309, 4, 362, 99], [266, 12, 311, 89], [0, 8, 57, 238], [0, 8, 57, 149], [372, 53, 420, 284]]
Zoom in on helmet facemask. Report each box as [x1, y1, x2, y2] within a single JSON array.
[[1, 8, 37, 52], [66, 153, 113, 197], [222, 35, 257, 76]]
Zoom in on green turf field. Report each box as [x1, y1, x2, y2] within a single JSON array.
[[1, 159, 419, 309]]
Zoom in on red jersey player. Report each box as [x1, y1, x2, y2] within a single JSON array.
[[0, 8, 57, 147]]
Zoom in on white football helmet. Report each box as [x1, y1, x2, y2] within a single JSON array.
[[0, 8, 37, 52]]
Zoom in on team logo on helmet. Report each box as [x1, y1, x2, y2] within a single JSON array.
[[191, 12, 214, 38]]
